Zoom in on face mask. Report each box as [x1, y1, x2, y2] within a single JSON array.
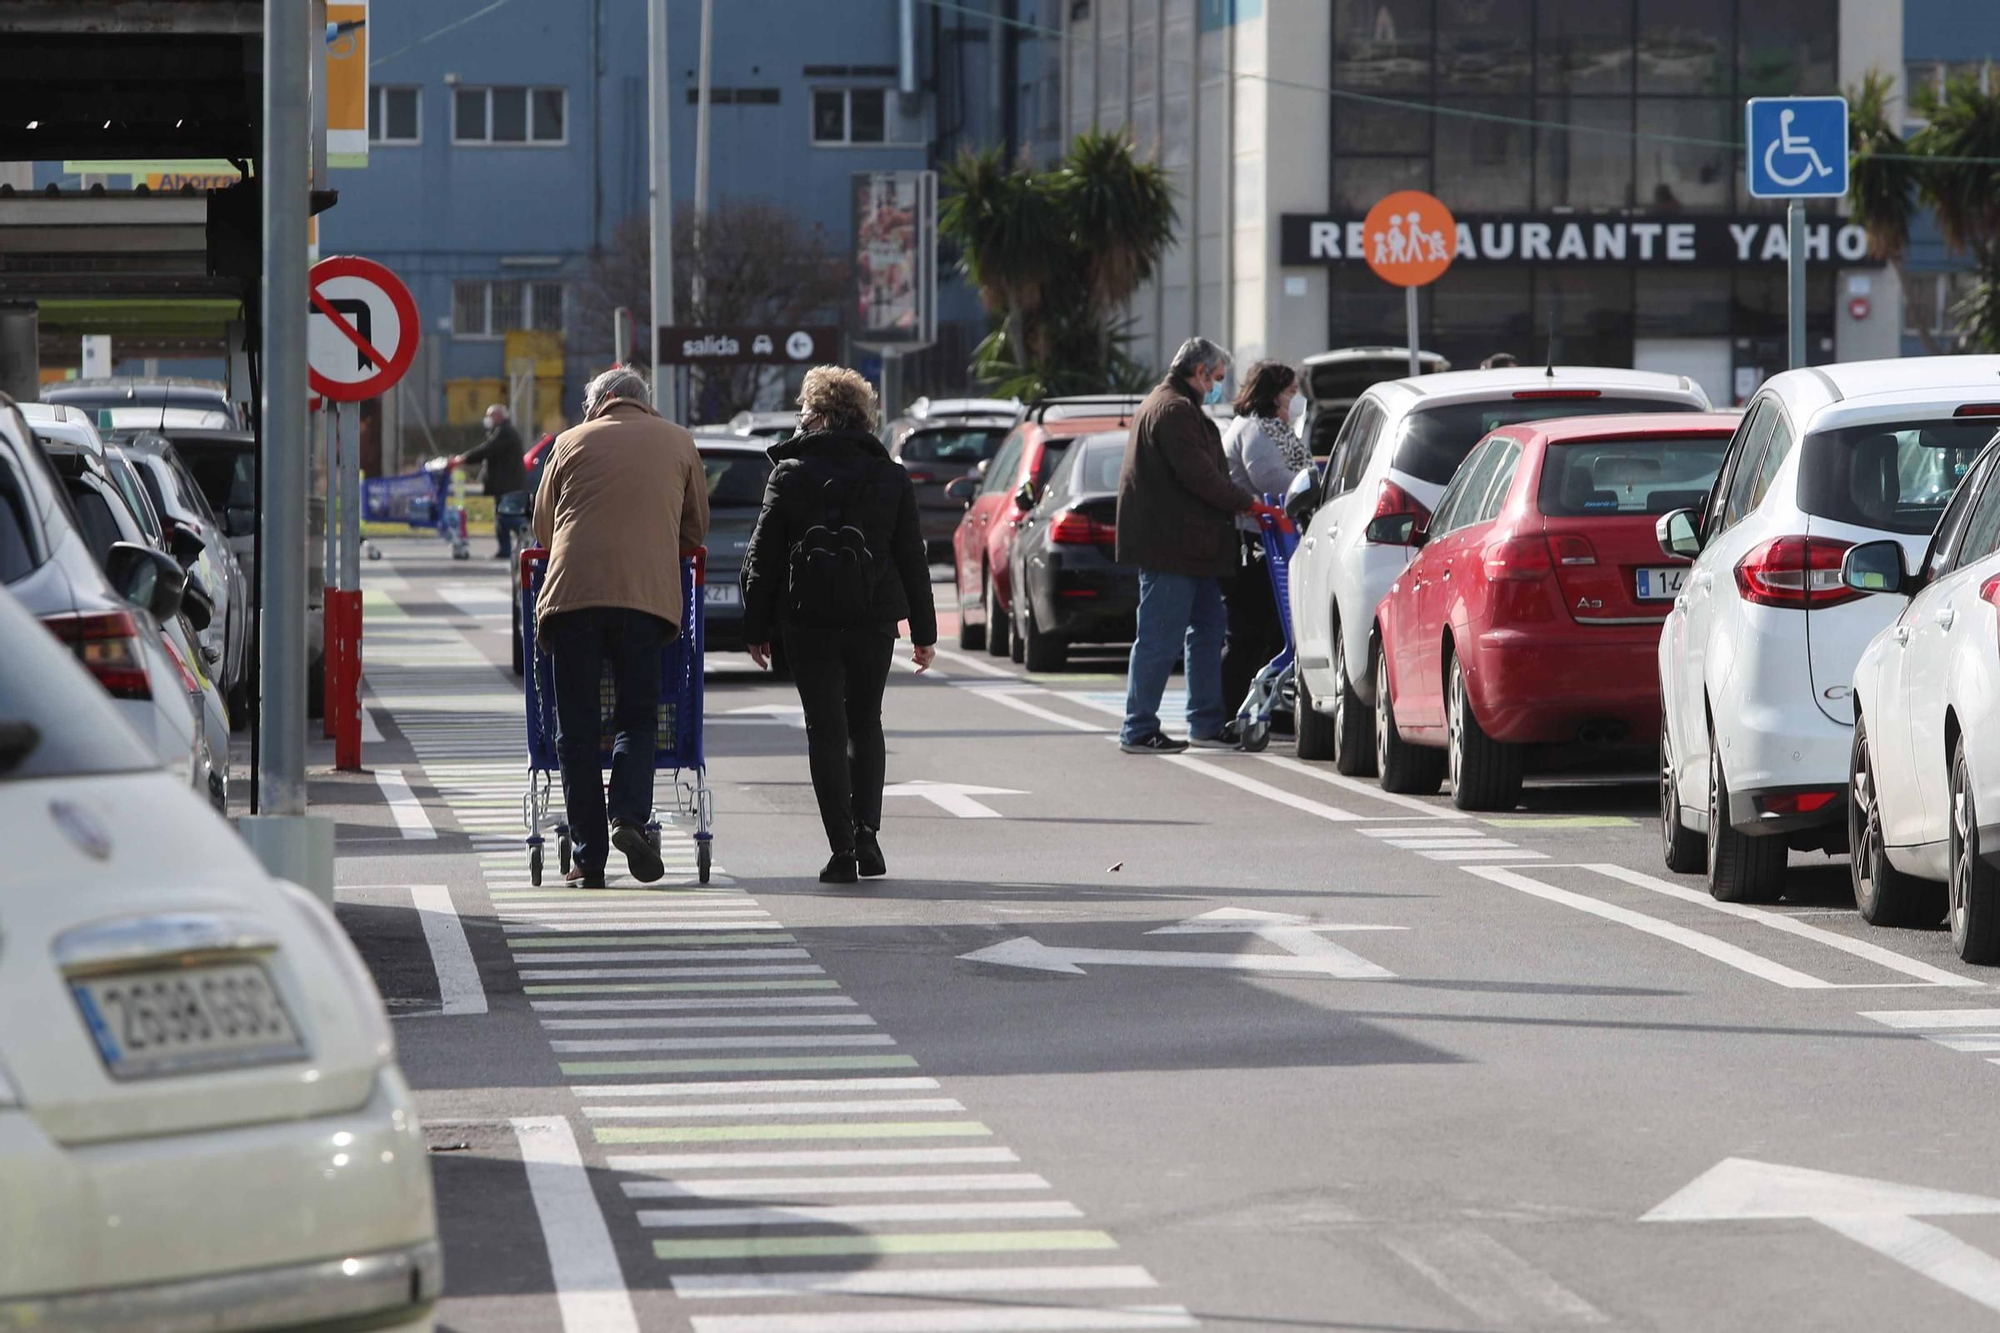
[[1287, 394, 1308, 426], [1205, 382, 1225, 406]]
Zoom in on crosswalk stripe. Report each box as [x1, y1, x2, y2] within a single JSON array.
[[638, 1200, 1082, 1227], [668, 1265, 1155, 1298], [625, 1173, 1051, 1198]]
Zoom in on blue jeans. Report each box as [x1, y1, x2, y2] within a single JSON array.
[[495, 492, 528, 559], [543, 607, 674, 875], [1121, 570, 1227, 744]]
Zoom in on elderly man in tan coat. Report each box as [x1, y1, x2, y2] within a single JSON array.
[[532, 366, 710, 887]]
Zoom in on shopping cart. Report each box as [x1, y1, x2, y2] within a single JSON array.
[[1232, 505, 1299, 754], [518, 545, 714, 886], [359, 458, 469, 561]]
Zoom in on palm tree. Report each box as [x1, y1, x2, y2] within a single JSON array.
[[1849, 68, 2000, 351]]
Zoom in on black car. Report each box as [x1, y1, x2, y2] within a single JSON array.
[[1005, 430, 1136, 672], [693, 435, 774, 654]]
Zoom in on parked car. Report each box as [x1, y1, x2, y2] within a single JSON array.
[[946, 395, 1143, 658], [884, 411, 1018, 558], [1843, 427, 2000, 960], [1005, 429, 1135, 672], [149, 427, 256, 598], [0, 581, 440, 1329], [1371, 413, 1737, 808], [0, 393, 204, 795], [694, 434, 773, 655], [901, 396, 1022, 424], [39, 375, 244, 429], [1290, 366, 1713, 775], [727, 410, 797, 441], [1656, 356, 2000, 903], [1300, 346, 1450, 459]]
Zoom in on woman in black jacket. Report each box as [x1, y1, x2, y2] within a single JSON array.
[[741, 366, 938, 883]]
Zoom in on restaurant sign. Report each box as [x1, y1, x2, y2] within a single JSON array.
[[1280, 213, 1882, 269]]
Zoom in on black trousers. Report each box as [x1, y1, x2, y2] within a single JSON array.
[[782, 623, 896, 854], [543, 607, 673, 876], [1222, 538, 1283, 711]]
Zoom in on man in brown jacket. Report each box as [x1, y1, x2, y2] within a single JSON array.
[[1115, 337, 1281, 753], [532, 366, 710, 885]]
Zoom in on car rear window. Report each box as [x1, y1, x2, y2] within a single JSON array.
[[65, 483, 123, 566], [1797, 420, 1997, 536], [1070, 442, 1125, 494], [0, 593, 155, 779], [175, 445, 253, 513], [133, 458, 170, 519], [699, 451, 774, 508], [900, 427, 1009, 465], [1033, 437, 1075, 485], [1394, 396, 1704, 486], [1538, 436, 1731, 517], [0, 459, 37, 584]]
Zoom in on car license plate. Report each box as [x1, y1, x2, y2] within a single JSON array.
[[70, 962, 306, 1079], [1635, 567, 1686, 601], [704, 585, 742, 607]]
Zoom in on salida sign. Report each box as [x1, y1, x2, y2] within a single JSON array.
[[658, 326, 837, 366], [1281, 213, 1883, 269]]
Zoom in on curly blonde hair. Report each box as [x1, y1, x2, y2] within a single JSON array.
[[797, 365, 878, 433]]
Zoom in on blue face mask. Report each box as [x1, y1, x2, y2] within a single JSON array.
[[1205, 382, 1225, 406]]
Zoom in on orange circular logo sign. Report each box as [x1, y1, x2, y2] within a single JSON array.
[[1362, 190, 1457, 287]]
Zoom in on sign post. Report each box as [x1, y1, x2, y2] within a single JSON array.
[[1745, 96, 1849, 370], [852, 170, 938, 417], [1360, 190, 1456, 377], [307, 254, 420, 771]]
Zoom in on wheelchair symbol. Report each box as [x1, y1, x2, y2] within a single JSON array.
[[1763, 109, 1834, 188]]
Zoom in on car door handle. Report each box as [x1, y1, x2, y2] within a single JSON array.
[[1693, 572, 1714, 589], [1302, 537, 1316, 552], [1937, 606, 1957, 630], [1893, 625, 1913, 645]]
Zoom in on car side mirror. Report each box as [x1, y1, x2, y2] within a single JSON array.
[[1841, 539, 1909, 597], [106, 541, 187, 623], [1656, 508, 1702, 561], [944, 476, 979, 507], [168, 524, 206, 566], [225, 504, 255, 538], [1013, 481, 1037, 512], [1363, 513, 1422, 546]]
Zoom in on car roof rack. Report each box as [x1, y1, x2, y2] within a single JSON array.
[[1028, 394, 1147, 424]]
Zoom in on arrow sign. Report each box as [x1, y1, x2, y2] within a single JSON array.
[[308, 254, 419, 402], [959, 908, 1404, 979], [720, 705, 807, 728], [1646, 1158, 2000, 1315], [882, 780, 1026, 819]]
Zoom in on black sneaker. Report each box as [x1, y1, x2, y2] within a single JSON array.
[[855, 826, 886, 878], [612, 822, 666, 884], [1188, 723, 1241, 750], [820, 853, 859, 884], [1120, 732, 1190, 755]]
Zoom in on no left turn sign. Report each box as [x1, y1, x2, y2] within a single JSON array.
[[309, 255, 419, 402]]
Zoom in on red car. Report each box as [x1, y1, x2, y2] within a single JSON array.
[[945, 396, 1140, 658], [1371, 412, 1739, 810]]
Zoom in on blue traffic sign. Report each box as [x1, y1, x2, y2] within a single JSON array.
[[1745, 96, 1849, 199]]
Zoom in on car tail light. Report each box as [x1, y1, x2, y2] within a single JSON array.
[[1511, 389, 1602, 400], [1955, 404, 2000, 417], [1758, 790, 1840, 816], [43, 611, 151, 699], [1368, 480, 1432, 542], [1548, 533, 1598, 566], [1483, 536, 1554, 581], [905, 469, 937, 484], [1734, 535, 1861, 610], [1049, 509, 1115, 545]]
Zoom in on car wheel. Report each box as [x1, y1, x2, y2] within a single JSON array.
[[1021, 597, 1067, 672], [1949, 739, 2000, 963], [956, 571, 986, 653], [1706, 722, 1786, 903], [1009, 611, 1025, 663], [1330, 632, 1376, 777], [1374, 639, 1444, 795], [1660, 704, 1706, 874], [1849, 717, 1943, 926], [1446, 653, 1522, 812], [985, 574, 1011, 659], [1294, 668, 1336, 760]]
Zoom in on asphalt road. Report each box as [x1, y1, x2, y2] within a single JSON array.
[[328, 537, 2000, 1333]]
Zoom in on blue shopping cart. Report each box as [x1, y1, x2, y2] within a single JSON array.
[[1232, 506, 1300, 754], [360, 458, 469, 561], [518, 546, 714, 885]]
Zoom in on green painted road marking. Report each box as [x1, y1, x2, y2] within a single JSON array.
[[510, 935, 796, 948], [561, 1055, 920, 1076], [526, 980, 842, 995], [361, 590, 407, 619], [653, 1230, 1117, 1260], [1481, 816, 1636, 828], [596, 1121, 990, 1144]]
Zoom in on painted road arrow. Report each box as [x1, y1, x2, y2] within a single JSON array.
[[1645, 1158, 2000, 1314], [959, 908, 1405, 978], [882, 780, 1027, 819]]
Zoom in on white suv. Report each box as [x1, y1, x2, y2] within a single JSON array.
[[1290, 366, 1711, 772], [1656, 356, 2000, 902]]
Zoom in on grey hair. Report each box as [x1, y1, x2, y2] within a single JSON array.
[[1169, 336, 1230, 379], [584, 366, 651, 417]]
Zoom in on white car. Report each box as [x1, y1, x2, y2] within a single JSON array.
[[1656, 356, 2000, 902], [1289, 365, 1712, 773], [1844, 429, 2000, 961], [0, 583, 440, 1329]]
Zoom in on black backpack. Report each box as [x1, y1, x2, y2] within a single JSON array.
[[787, 466, 878, 625]]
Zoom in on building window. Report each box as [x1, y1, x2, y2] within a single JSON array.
[[453, 279, 567, 338], [452, 86, 567, 145], [369, 86, 420, 144], [811, 87, 889, 145], [686, 87, 782, 105]]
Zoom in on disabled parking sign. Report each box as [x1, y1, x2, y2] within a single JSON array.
[[1745, 96, 1849, 199]]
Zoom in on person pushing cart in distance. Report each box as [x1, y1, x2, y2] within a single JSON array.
[[531, 367, 710, 888]]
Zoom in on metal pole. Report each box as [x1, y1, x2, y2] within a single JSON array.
[[692, 0, 713, 316], [258, 0, 311, 817], [614, 306, 633, 366], [339, 407, 360, 590], [1787, 201, 1807, 370], [881, 349, 901, 422], [648, 0, 677, 418], [321, 408, 337, 591], [1406, 286, 1420, 378]]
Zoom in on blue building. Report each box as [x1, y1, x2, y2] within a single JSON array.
[[1900, 0, 2000, 356]]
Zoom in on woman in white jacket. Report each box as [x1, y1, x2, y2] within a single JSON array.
[[1218, 361, 1311, 720]]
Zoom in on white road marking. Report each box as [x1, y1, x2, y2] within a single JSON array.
[[549, 1034, 899, 1053], [409, 884, 487, 1015], [1381, 1228, 1608, 1327], [1254, 754, 1475, 819], [533, 997, 858, 1012], [578, 1077, 939, 1096], [1863, 1009, 2000, 1029], [1425, 848, 1548, 862], [374, 768, 436, 839], [543, 1015, 879, 1030], [967, 687, 1108, 733], [1384, 837, 1511, 849], [511, 1116, 640, 1333], [360, 708, 385, 743], [883, 779, 1028, 819], [503, 920, 789, 934], [931, 647, 1021, 679], [1162, 755, 1364, 821], [518, 965, 827, 980], [625, 1173, 1051, 1198], [641, 1200, 1085, 1227], [585, 1098, 965, 1118], [670, 1265, 1155, 1298], [608, 1147, 1021, 1171], [961, 935, 1392, 978], [688, 1307, 1197, 1333], [522, 949, 813, 964]]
